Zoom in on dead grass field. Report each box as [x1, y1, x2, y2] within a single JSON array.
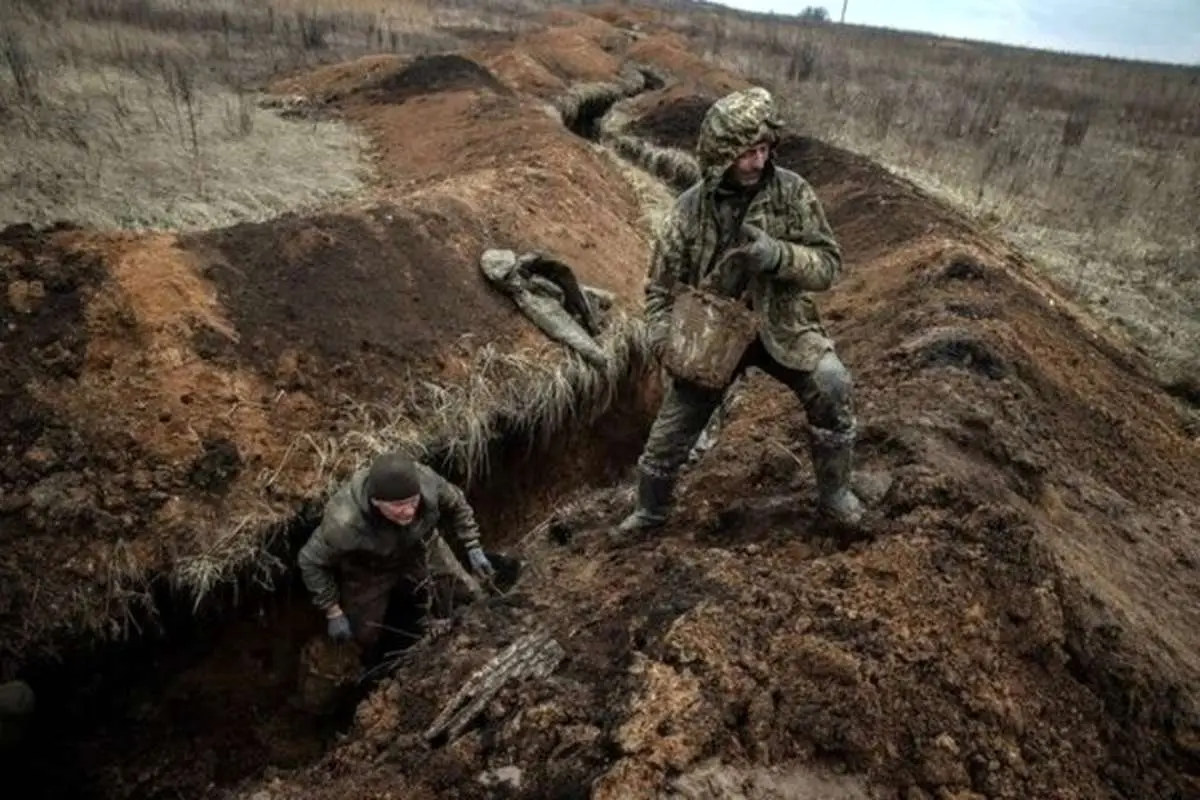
[[2, 0, 1196, 393], [640, 3, 1200, 398], [0, 0, 544, 231]]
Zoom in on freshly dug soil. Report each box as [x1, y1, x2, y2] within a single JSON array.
[[221, 81, 1200, 800], [0, 21, 654, 678], [7, 379, 659, 800], [627, 92, 715, 150], [358, 54, 513, 104], [0, 223, 178, 667], [176, 204, 523, 399]]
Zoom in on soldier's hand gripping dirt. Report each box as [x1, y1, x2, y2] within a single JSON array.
[[617, 86, 865, 537], [297, 452, 495, 657]]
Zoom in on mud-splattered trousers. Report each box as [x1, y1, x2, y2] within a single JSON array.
[[638, 339, 855, 482]]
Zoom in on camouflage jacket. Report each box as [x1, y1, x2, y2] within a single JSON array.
[[297, 462, 482, 610], [644, 87, 843, 373]]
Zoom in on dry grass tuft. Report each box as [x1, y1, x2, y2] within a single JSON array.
[[308, 308, 653, 492], [597, 142, 679, 235], [167, 309, 652, 607]]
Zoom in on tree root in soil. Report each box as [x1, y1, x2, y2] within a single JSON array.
[[422, 630, 565, 746]]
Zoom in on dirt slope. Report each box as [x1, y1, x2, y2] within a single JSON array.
[[4, 6, 1199, 800], [218, 18, 1200, 800], [0, 22, 657, 674]]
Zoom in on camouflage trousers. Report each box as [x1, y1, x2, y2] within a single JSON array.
[[339, 535, 480, 651], [637, 338, 856, 480]]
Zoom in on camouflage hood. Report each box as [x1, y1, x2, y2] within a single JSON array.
[[696, 86, 784, 182]]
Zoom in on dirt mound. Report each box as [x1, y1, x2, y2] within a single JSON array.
[[218, 82, 1200, 800], [356, 54, 513, 104], [177, 205, 523, 397], [471, 25, 627, 97], [2, 15, 684, 798], [9, 13, 1200, 800], [625, 32, 750, 96], [626, 91, 716, 149], [267, 54, 405, 99], [0, 18, 660, 679]]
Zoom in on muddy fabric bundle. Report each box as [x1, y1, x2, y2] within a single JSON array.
[[479, 249, 614, 369]]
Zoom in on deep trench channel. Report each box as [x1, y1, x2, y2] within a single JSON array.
[[3, 71, 669, 799]]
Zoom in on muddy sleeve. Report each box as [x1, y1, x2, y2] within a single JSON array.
[[297, 521, 346, 610], [644, 207, 688, 350], [436, 477, 483, 551], [773, 181, 843, 292]]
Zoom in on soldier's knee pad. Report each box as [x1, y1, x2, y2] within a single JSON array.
[[811, 351, 854, 407]]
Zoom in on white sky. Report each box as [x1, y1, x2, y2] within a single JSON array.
[[713, 0, 1200, 65]]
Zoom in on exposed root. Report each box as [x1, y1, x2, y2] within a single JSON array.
[[421, 630, 565, 746]]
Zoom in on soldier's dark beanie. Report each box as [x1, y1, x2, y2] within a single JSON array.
[[365, 452, 422, 501]]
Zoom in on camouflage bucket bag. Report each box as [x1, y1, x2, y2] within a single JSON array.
[[663, 284, 760, 390]]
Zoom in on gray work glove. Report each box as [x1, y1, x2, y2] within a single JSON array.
[[326, 611, 352, 642], [724, 224, 782, 275], [467, 546, 496, 579]]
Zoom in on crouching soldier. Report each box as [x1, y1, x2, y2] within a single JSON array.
[[298, 452, 495, 655], [617, 86, 865, 536]]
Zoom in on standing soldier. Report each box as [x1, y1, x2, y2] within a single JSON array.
[[298, 452, 495, 656], [617, 86, 864, 535]]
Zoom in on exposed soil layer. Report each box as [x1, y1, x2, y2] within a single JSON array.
[[6, 380, 659, 799], [220, 78, 1200, 800], [626, 91, 716, 149], [0, 25, 655, 676], [5, 10, 1200, 800], [367, 54, 512, 102]]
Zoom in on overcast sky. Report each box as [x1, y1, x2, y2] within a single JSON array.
[[713, 0, 1200, 65]]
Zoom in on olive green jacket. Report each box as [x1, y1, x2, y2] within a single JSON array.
[[297, 462, 482, 610]]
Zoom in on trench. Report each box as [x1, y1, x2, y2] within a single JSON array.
[[1, 65, 672, 800], [6, 376, 657, 798]]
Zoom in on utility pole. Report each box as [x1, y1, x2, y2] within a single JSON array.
[[840, 0, 848, 23]]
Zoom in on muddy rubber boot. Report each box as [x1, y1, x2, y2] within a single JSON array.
[[612, 470, 676, 538], [809, 425, 865, 530]]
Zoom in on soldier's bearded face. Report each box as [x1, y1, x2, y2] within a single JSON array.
[[730, 140, 770, 185], [373, 496, 420, 525]]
